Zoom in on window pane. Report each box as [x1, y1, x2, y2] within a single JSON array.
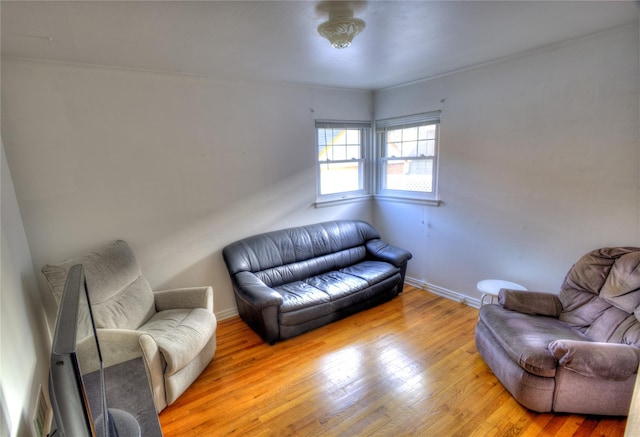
[[388, 129, 403, 145], [384, 158, 433, 192], [318, 128, 363, 162], [386, 128, 418, 158], [345, 129, 361, 144], [418, 125, 437, 140], [417, 140, 428, 156], [318, 128, 345, 161], [385, 124, 438, 159], [319, 162, 362, 195], [403, 127, 418, 142], [416, 139, 436, 156], [346, 145, 360, 160]]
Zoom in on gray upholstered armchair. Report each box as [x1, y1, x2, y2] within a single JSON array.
[[42, 240, 217, 412], [475, 247, 640, 416]]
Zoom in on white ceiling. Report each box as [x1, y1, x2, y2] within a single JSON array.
[[2, 1, 638, 90]]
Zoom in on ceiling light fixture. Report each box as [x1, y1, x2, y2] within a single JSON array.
[[317, 8, 365, 49]]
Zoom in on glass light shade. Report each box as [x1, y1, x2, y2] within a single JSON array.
[[318, 17, 366, 49]]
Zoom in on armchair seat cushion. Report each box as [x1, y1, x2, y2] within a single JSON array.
[[479, 305, 589, 377], [140, 308, 217, 375]]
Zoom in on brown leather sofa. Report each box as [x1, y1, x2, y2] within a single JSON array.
[[475, 247, 640, 416], [222, 220, 412, 344]]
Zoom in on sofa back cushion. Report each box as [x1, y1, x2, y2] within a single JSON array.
[[42, 240, 156, 330], [222, 220, 381, 287], [256, 246, 367, 287], [559, 247, 640, 346]]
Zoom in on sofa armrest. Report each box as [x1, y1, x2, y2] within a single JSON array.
[[366, 239, 413, 267], [153, 286, 213, 312], [549, 339, 640, 380], [499, 289, 562, 317], [234, 271, 284, 310]]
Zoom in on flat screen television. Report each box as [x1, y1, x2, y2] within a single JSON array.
[[48, 264, 140, 437]]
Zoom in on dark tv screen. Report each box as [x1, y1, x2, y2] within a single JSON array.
[[48, 264, 139, 437]]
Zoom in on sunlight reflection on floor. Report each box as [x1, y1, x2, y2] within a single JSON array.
[[319, 343, 428, 407]]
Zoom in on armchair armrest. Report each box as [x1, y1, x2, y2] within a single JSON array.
[[233, 271, 283, 310], [499, 289, 562, 317], [96, 328, 145, 367], [549, 339, 640, 380], [138, 333, 167, 412], [366, 239, 413, 267], [153, 286, 213, 312], [95, 328, 166, 411]]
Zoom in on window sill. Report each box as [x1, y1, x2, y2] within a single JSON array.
[[373, 194, 441, 206], [314, 195, 372, 208]]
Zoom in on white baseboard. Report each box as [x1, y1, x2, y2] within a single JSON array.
[[215, 307, 239, 321], [405, 276, 481, 309]]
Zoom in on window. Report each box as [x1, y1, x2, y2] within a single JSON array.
[[376, 111, 440, 201], [316, 121, 370, 201]]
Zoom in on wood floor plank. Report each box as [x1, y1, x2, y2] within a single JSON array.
[[158, 286, 629, 436]]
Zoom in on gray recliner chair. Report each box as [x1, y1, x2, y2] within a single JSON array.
[[475, 247, 640, 416], [42, 240, 217, 412]]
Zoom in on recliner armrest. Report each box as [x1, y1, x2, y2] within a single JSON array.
[[138, 333, 167, 412], [366, 239, 413, 267], [96, 328, 145, 367], [153, 286, 213, 312], [97, 328, 167, 412], [234, 271, 284, 310], [499, 289, 562, 317], [549, 339, 640, 380]]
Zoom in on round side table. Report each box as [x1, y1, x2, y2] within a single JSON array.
[[477, 279, 527, 306]]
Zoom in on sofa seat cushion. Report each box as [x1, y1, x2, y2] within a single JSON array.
[[275, 261, 399, 313], [279, 274, 402, 327], [479, 305, 589, 377], [276, 281, 333, 312], [277, 273, 368, 312], [140, 308, 217, 375], [340, 260, 400, 285]]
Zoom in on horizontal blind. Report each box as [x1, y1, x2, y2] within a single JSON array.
[[316, 120, 371, 129], [375, 111, 441, 131]]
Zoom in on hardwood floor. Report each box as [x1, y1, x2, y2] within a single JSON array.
[[158, 286, 628, 436]]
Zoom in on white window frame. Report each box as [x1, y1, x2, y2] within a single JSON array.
[[375, 111, 441, 205], [315, 120, 371, 205]]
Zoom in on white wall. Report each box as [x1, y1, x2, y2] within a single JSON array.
[[1, 60, 374, 325], [374, 24, 640, 303], [1, 142, 50, 437], [2, 21, 639, 436]]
